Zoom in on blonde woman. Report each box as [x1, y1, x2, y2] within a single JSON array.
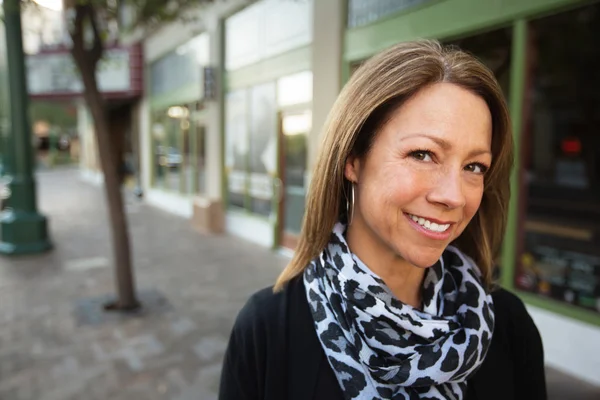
[[219, 41, 546, 400]]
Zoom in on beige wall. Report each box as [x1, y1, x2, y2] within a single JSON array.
[[309, 0, 344, 173]]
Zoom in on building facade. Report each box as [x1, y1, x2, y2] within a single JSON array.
[[223, 0, 314, 250], [134, 0, 600, 385], [337, 0, 600, 386]]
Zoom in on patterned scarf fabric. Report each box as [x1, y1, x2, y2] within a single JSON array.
[[303, 222, 494, 400]]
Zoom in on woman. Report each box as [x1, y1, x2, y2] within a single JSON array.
[[219, 40, 547, 400]]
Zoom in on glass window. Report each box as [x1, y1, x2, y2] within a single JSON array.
[[282, 111, 311, 234], [150, 34, 209, 97], [446, 27, 512, 100], [151, 112, 167, 189], [347, 0, 435, 28], [225, 89, 249, 209], [163, 111, 182, 192], [151, 102, 205, 195], [225, 75, 312, 219], [277, 71, 313, 107], [249, 82, 277, 217], [515, 3, 600, 314]]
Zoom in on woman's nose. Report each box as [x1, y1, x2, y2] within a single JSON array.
[[425, 169, 467, 209]]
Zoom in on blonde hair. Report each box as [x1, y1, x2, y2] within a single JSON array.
[[275, 40, 513, 291]]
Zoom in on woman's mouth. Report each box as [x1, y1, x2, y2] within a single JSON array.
[[405, 213, 452, 234]]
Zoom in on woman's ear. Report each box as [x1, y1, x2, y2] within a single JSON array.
[[344, 155, 361, 183]]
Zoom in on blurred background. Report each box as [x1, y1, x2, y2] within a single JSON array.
[[0, 0, 599, 399]]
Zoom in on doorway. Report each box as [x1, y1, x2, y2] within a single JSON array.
[[277, 110, 311, 250]]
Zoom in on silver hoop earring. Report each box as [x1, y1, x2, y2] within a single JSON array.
[[346, 183, 355, 226]]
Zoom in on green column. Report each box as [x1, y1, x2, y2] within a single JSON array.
[[500, 19, 528, 288], [0, 0, 51, 254]]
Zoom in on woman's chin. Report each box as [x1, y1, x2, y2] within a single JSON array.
[[402, 247, 445, 269]]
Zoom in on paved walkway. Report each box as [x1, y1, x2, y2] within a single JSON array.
[[0, 168, 597, 400]]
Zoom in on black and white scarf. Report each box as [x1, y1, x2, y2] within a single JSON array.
[[303, 222, 494, 400]]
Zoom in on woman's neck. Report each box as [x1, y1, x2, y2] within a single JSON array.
[[346, 225, 426, 309]]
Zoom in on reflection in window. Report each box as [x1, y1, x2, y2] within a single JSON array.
[[225, 89, 248, 209], [347, 0, 434, 28], [249, 83, 277, 217], [151, 102, 205, 196], [277, 71, 313, 107], [282, 111, 311, 234], [224, 73, 312, 219], [515, 3, 600, 314], [446, 27, 512, 100], [150, 34, 209, 97]]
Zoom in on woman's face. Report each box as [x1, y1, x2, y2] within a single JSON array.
[[344, 83, 493, 269]]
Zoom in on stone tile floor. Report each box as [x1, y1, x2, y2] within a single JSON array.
[[0, 168, 597, 399]]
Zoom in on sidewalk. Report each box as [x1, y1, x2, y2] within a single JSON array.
[[0, 168, 598, 400], [0, 168, 286, 400]]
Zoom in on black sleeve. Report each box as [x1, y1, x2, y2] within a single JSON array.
[[219, 295, 266, 400], [501, 290, 548, 400]]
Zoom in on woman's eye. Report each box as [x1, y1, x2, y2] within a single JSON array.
[[465, 163, 489, 174], [409, 150, 433, 162]]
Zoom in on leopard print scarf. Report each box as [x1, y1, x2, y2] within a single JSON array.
[[303, 222, 494, 400]]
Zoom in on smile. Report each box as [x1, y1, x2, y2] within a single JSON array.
[[407, 214, 451, 233]]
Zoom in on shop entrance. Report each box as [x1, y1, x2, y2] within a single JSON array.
[[276, 110, 311, 250]]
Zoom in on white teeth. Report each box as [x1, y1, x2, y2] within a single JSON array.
[[408, 214, 450, 233]]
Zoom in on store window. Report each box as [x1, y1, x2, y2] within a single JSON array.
[[225, 89, 249, 209], [151, 102, 206, 195], [347, 0, 435, 28], [225, 72, 311, 219], [249, 83, 277, 216], [515, 3, 600, 314], [225, 83, 277, 216], [150, 34, 209, 98], [446, 27, 512, 101]]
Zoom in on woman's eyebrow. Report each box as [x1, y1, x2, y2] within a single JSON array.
[[399, 133, 492, 157]]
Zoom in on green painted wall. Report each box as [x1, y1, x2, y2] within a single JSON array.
[[345, 0, 592, 62]]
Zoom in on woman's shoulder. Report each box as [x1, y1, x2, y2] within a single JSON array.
[[231, 277, 303, 336], [487, 287, 544, 362], [490, 287, 534, 325], [234, 286, 284, 331]]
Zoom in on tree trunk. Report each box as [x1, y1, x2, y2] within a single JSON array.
[[69, 6, 139, 311]]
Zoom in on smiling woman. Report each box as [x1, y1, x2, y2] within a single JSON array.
[[220, 41, 546, 400]]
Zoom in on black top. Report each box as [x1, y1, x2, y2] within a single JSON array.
[[219, 276, 547, 400]]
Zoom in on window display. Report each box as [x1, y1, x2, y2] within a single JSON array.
[[515, 3, 600, 314], [151, 102, 206, 195]]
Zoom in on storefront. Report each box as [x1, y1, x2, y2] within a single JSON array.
[[143, 34, 210, 217], [24, 45, 143, 183], [343, 0, 600, 385], [223, 0, 313, 249]]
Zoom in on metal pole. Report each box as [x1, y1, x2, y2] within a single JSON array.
[[0, 0, 52, 254]]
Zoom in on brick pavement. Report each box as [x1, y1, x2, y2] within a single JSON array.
[[0, 168, 286, 400], [0, 168, 598, 400]]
